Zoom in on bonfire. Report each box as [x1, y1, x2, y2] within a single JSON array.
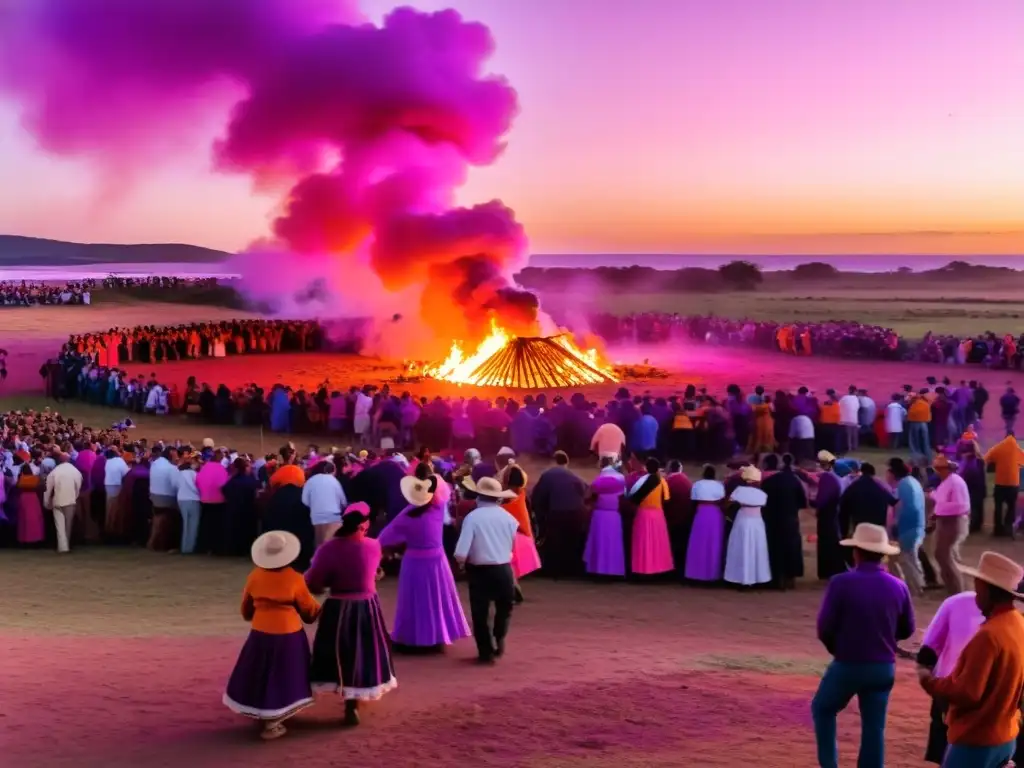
[[424, 319, 619, 389]]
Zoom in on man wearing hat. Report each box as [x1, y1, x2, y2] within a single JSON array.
[[930, 455, 971, 595], [454, 476, 520, 664], [919, 552, 1024, 767], [811, 523, 915, 768], [812, 451, 846, 580]]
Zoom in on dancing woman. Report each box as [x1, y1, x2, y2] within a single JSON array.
[[306, 503, 397, 726]]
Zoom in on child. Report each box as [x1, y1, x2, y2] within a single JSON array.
[[223, 530, 321, 740]]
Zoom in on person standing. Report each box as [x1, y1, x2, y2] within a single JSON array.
[[584, 457, 627, 578], [916, 591, 985, 764], [306, 503, 397, 726], [761, 454, 806, 590], [838, 385, 861, 453], [454, 476, 519, 664], [43, 453, 82, 553], [918, 552, 1024, 768], [147, 446, 179, 551], [811, 523, 915, 768], [196, 450, 229, 554], [983, 433, 1024, 537], [887, 458, 926, 596], [530, 451, 588, 578], [930, 456, 971, 595], [103, 446, 129, 537], [627, 457, 675, 576], [812, 451, 846, 580], [1000, 384, 1020, 437], [884, 394, 906, 450], [302, 461, 347, 547], [176, 456, 202, 554]]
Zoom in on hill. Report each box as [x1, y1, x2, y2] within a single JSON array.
[[0, 235, 230, 265]]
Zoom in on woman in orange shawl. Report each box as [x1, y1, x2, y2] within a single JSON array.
[[748, 397, 775, 453], [15, 462, 45, 546], [502, 465, 541, 603]]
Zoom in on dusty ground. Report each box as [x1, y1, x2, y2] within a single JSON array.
[[2, 541, 1017, 768]]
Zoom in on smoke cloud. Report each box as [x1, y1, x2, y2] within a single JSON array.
[[0, 0, 534, 350]]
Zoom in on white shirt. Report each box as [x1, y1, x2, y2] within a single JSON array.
[[176, 468, 200, 502], [931, 472, 970, 517], [145, 385, 163, 410], [44, 462, 83, 509], [149, 456, 178, 497], [858, 395, 877, 427], [838, 394, 861, 425], [354, 393, 372, 417], [885, 402, 906, 433], [454, 502, 519, 565], [921, 591, 984, 677], [789, 414, 814, 440], [590, 422, 626, 456], [301, 473, 347, 525], [104, 456, 130, 487]]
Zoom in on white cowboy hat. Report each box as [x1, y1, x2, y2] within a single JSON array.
[[840, 523, 900, 556], [739, 465, 762, 483], [817, 450, 836, 464], [251, 530, 301, 570], [400, 475, 434, 507], [959, 552, 1024, 598], [462, 475, 516, 500]]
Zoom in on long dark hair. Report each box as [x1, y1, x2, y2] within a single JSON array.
[[336, 511, 369, 537]]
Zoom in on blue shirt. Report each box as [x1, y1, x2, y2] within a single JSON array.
[[631, 414, 659, 452], [895, 476, 925, 548], [817, 562, 915, 664]]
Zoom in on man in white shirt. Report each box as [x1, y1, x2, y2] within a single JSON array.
[[788, 413, 815, 464], [590, 421, 626, 464], [44, 453, 83, 553], [454, 476, 520, 664], [103, 447, 130, 534], [302, 461, 347, 546], [885, 395, 907, 449], [352, 387, 373, 447], [148, 446, 179, 551], [838, 385, 862, 452], [929, 456, 971, 595]]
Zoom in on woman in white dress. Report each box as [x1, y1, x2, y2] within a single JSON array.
[[723, 465, 772, 587], [213, 331, 228, 358]]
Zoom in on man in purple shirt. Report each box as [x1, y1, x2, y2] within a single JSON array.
[[811, 523, 915, 768]]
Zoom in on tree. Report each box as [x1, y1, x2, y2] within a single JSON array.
[[792, 261, 839, 280], [717, 260, 763, 290]]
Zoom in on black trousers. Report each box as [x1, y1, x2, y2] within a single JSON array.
[[969, 495, 986, 533], [466, 563, 515, 660], [993, 485, 1019, 535], [924, 698, 947, 764]]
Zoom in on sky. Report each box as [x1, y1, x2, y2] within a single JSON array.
[[0, 0, 1022, 257]]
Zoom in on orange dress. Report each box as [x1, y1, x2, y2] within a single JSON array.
[[503, 490, 541, 578], [748, 403, 775, 453]]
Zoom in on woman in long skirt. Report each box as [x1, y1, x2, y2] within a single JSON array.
[[584, 458, 626, 577], [377, 470, 470, 651], [723, 466, 772, 587], [15, 464, 45, 546], [306, 503, 397, 726], [684, 465, 726, 582], [223, 531, 320, 740], [502, 465, 542, 601], [627, 457, 674, 575]]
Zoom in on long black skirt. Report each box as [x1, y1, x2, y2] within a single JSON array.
[[310, 596, 397, 701]]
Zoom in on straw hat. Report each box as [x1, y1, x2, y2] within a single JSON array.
[[202, 438, 214, 448], [959, 552, 1024, 598], [462, 476, 516, 499], [817, 450, 836, 464], [251, 530, 301, 570], [739, 465, 762, 484], [400, 475, 435, 507], [840, 523, 900, 556], [933, 455, 954, 471]]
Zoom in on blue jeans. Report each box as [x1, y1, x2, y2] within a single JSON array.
[[943, 741, 1014, 767], [179, 500, 201, 554], [908, 422, 930, 463], [811, 660, 895, 768]]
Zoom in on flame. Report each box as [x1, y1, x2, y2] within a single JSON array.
[[423, 318, 618, 388]]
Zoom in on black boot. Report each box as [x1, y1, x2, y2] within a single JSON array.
[[344, 700, 360, 727]]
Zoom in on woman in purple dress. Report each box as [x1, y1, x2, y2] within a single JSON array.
[[683, 464, 727, 582], [306, 503, 397, 726], [583, 458, 626, 577], [377, 465, 470, 652]]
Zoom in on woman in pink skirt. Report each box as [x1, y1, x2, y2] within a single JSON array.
[[627, 457, 674, 575], [501, 466, 541, 602], [15, 463, 45, 546]]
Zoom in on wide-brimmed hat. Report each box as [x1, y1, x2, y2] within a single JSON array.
[[400, 475, 434, 507], [959, 552, 1024, 598], [739, 465, 762, 483], [202, 438, 214, 448], [251, 530, 301, 570], [840, 523, 899, 556], [462, 476, 516, 500], [933, 455, 955, 471], [817, 450, 836, 464]]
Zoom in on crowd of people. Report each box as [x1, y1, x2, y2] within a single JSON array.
[[100, 275, 220, 291], [0, 279, 95, 306], [586, 311, 1024, 369]]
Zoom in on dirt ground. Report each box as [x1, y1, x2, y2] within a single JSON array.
[[2, 541, 1017, 768], [3, 299, 1024, 767]]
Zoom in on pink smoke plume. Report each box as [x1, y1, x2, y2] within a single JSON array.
[[0, 0, 533, 349]]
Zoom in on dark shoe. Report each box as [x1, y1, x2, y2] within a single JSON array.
[[343, 702, 360, 727], [513, 584, 524, 604], [495, 639, 506, 658], [475, 655, 496, 665]]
